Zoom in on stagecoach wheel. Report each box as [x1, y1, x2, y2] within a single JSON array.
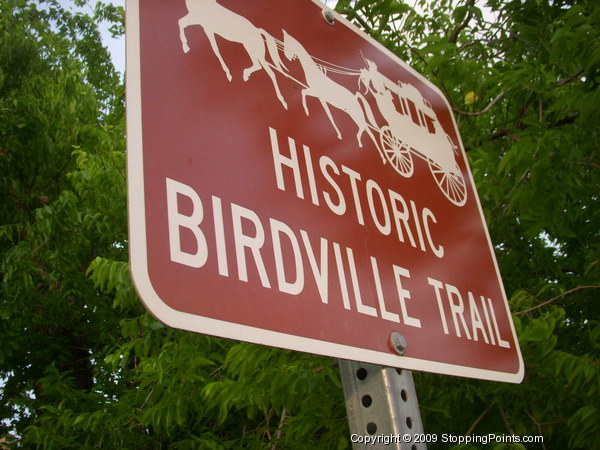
[[380, 126, 414, 177], [428, 161, 467, 207]]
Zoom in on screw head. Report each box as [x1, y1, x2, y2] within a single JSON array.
[[322, 10, 335, 25], [390, 332, 407, 355]]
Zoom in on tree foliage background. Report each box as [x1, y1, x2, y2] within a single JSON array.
[[0, 0, 598, 448]]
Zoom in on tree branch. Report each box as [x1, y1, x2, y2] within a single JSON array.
[[454, 91, 506, 117], [398, 35, 429, 66], [449, 0, 476, 44], [515, 285, 600, 315], [490, 111, 578, 141], [555, 69, 584, 87], [554, 112, 578, 127], [583, 162, 600, 170], [268, 407, 287, 450], [498, 404, 516, 435], [465, 402, 496, 435], [348, 12, 372, 35], [525, 410, 547, 450]]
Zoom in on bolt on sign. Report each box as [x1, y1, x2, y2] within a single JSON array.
[[127, 0, 524, 382]]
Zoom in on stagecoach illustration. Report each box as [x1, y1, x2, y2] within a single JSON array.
[[178, 0, 467, 207]]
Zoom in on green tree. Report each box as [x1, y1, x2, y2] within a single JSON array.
[[1, 0, 598, 448], [0, 0, 126, 443]]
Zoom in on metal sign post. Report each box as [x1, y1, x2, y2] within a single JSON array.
[[340, 360, 425, 449], [339, 332, 426, 448]]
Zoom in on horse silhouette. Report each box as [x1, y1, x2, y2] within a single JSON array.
[[178, 0, 288, 109], [282, 30, 380, 154]]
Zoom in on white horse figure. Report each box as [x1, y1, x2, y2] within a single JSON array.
[[282, 30, 380, 153], [178, 0, 288, 109]]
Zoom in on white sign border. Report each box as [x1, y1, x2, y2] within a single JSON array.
[[126, 0, 524, 383]]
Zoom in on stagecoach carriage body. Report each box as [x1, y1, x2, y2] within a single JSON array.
[[393, 83, 458, 173], [363, 68, 467, 206]]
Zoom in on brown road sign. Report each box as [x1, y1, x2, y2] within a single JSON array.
[[126, 0, 523, 382]]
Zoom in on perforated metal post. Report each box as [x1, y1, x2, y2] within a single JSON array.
[[339, 360, 426, 449]]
